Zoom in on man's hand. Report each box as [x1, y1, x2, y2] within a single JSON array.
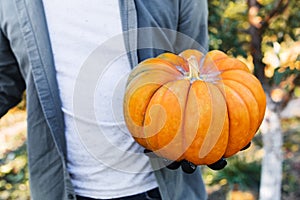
[[144, 141, 251, 173], [144, 149, 198, 174]]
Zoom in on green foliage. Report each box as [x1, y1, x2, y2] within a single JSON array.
[[281, 119, 300, 197], [273, 67, 300, 86], [208, 0, 249, 56], [223, 1, 248, 20], [205, 155, 261, 192], [208, 0, 300, 59], [0, 144, 29, 200]]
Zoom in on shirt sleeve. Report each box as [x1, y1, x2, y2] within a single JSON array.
[[0, 29, 26, 117], [175, 0, 209, 53]]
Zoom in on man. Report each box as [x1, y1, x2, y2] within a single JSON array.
[[0, 0, 209, 199]]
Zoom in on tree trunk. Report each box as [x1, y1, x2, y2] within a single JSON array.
[[259, 99, 283, 200], [250, 26, 265, 83], [248, 0, 265, 83], [247, 1, 285, 199]]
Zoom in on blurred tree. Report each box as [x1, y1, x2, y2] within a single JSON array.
[[208, 0, 300, 199]]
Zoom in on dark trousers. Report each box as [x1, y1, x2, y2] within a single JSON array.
[[76, 188, 161, 200]]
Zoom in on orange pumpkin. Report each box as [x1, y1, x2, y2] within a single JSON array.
[[123, 49, 266, 165]]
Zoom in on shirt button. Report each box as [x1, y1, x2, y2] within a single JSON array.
[[67, 194, 74, 199]]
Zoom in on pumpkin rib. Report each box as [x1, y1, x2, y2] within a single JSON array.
[[205, 50, 250, 73], [201, 82, 229, 164], [124, 71, 179, 149], [221, 69, 266, 124], [213, 58, 250, 73], [223, 79, 260, 135], [217, 84, 251, 157], [157, 52, 189, 72], [142, 84, 165, 153], [222, 80, 260, 152], [180, 81, 192, 161], [127, 59, 182, 84], [182, 81, 208, 164], [160, 80, 190, 160], [204, 83, 230, 165], [126, 69, 180, 93], [184, 81, 229, 165], [140, 82, 171, 151], [222, 80, 264, 136], [143, 79, 190, 160], [141, 58, 184, 73], [206, 50, 228, 62], [127, 81, 168, 151]]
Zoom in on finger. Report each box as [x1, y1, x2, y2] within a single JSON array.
[[143, 149, 158, 158], [207, 158, 227, 170], [240, 141, 251, 151], [181, 160, 197, 174], [163, 159, 181, 170]]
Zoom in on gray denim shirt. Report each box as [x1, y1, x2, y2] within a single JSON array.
[[0, 0, 208, 199]]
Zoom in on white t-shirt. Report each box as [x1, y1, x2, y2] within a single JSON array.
[[42, 0, 158, 198]]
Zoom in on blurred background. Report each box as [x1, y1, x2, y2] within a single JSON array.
[[0, 0, 299, 199]]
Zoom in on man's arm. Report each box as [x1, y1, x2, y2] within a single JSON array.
[[0, 29, 26, 117]]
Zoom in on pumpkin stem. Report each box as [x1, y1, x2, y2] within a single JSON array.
[[187, 56, 200, 82]]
